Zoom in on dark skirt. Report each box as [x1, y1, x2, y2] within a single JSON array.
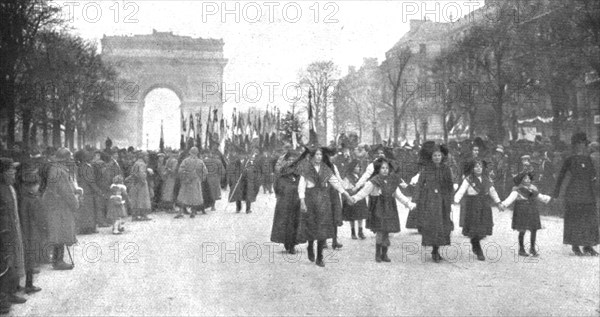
[[418, 193, 453, 247], [202, 179, 214, 207], [406, 207, 419, 229], [342, 198, 368, 221], [297, 187, 335, 242], [270, 180, 301, 245], [563, 202, 599, 246], [366, 195, 401, 233], [462, 195, 493, 238], [512, 200, 541, 231]]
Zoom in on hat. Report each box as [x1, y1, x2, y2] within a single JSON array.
[[571, 132, 589, 146], [402, 142, 413, 150], [496, 145, 504, 153], [189, 147, 199, 155], [157, 153, 166, 158], [0, 158, 19, 174], [520, 155, 531, 160], [55, 148, 72, 162], [135, 151, 148, 159], [513, 171, 535, 185]]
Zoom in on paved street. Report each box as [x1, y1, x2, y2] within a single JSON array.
[[9, 191, 600, 316]]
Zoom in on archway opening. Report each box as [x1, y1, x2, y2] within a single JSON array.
[[143, 88, 182, 150]]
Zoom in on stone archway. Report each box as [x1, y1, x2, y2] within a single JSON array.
[[101, 30, 227, 148]]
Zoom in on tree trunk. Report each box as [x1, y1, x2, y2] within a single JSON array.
[[42, 116, 49, 146], [443, 112, 449, 144], [2, 80, 17, 148], [30, 121, 37, 149], [52, 118, 62, 148], [392, 92, 399, 144], [468, 108, 476, 140], [65, 121, 75, 149], [21, 109, 32, 152], [494, 89, 505, 143]]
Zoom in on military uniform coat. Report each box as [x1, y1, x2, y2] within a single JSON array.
[[177, 155, 208, 206], [41, 163, 79, 246]]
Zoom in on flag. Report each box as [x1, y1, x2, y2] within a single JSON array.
[[180, 134, 185, 150], [181, 110, 187, 132], [292, 130, 298, 149], [196, 113, 202, 149], [159, 120, 164, 152], [188, 114, 195, 139]]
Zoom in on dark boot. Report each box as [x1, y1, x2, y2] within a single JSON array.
[[246, 202, 252, 214], [316, 240, 325, 267], [572, 245, 584, 256], [381, 246, 391, 262], [472, 238, 485, 261], [432, 246, 442, 263], [583, 246, 599, 256], [53, 246, 73, 271], [332, 228, 343, 249], [358, 227, 366, 240], [351, 227, 357, 240], [529, 230, 539, 257], [236, 201, 242, 213], [307, 241, 315, 262], [375, 244, 382, 263], [24, 271, 41, 294], [518, 232, 529, 257]]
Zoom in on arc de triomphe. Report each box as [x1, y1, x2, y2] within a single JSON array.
[[101, 30, 227, 148]]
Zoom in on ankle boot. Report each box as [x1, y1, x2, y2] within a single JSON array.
[[583, 246, 599, 256], [381, 246, 391, 262], [307, 242, 315, 262], [358, 227, 366, 240], [351, 227, 357, 240], [432, 246, 442, 263], [475, 241, 485, 261], [518, 246, 529, 257], [316, 241, 325, 267], [572, 245, 584, 256], [375, 244, 382, 263]]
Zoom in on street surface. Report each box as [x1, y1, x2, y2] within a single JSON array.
[[9, 191, 600, 316]]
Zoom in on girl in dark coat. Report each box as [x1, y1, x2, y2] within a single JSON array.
[[413, 143, 455, 263], [296, 147, 352, 267], [500, 172, 552, 257], [342, 160, 369, 240], [351, 158, 416, 262], [553, 132, 599, 256], [270, 149, 302, 253], [453, 159, 502, 261]]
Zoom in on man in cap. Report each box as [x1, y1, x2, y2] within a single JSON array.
[[175, 147, 208, 218], [41, 148, 79, 271], [128, 151, 152, 221], [0, 158, 27, 306]]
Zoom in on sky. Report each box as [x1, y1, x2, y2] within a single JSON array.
[[54, 0, 484, 148]]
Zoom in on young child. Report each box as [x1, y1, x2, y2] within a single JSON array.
[[453, 159, 502, 261], [108, 175, 128, 235], [351, 158, 416, 263], [342, 161, 369, 240], [500, 172, 552, 257]]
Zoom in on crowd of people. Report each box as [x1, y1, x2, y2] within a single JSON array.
[[0, 132, 598, 313], [270, 132, 599, 266]]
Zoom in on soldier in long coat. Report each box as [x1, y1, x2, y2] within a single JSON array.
[[0, 158, 27, 305], [260, 150, 276, 194], [160, 150, 178, 210], [41, 148, 79, 270], [74, 150, 100, 234], [204, 151, 224, 211], [127, 151, 152, 221], [229, 150, 261, 213], [175, 147, 207, 218]]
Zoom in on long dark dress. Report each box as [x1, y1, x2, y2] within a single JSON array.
[[342, 173, 368, 221], [554, 155, 599, 246], [414, 162, 454, 246], [365, 175, 402, 233], [270, 169, 301, 246], [460, 177, 494, 238], [296, 162, 339, 242]]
